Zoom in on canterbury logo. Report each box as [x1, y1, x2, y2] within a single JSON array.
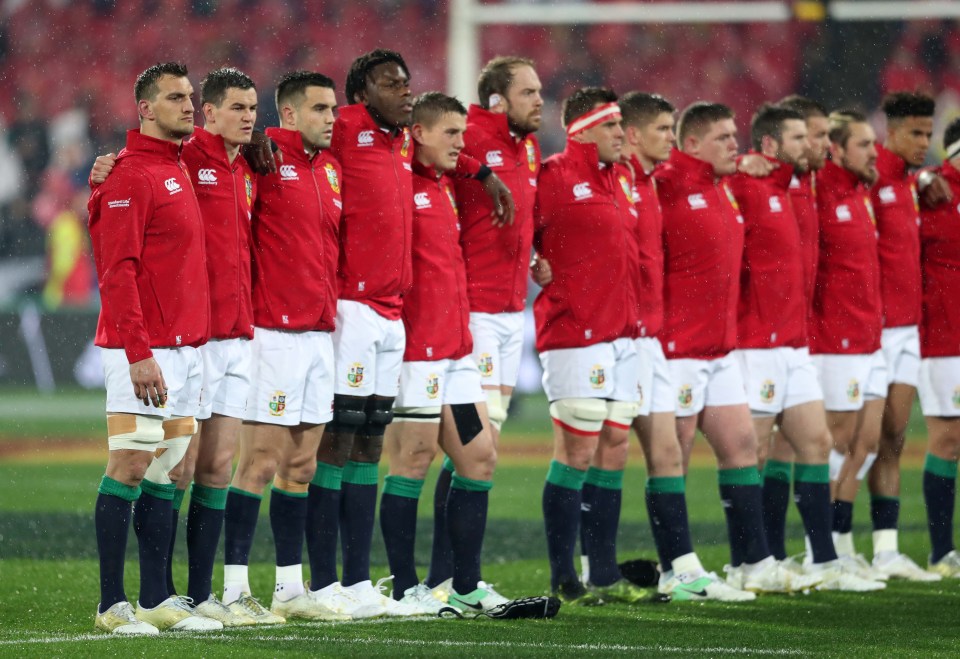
[[164, 178, 182, 194], [279, 165, 298, 180], [414, 192, 431, 208], [485, 150, 503, 166], [357, 130, 375, 146], [688, 193, 707, 209], [197, 168, 217, 184], [573, 182, 592, 200]]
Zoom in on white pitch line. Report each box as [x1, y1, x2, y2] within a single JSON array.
[[0, 631, 804, 655]]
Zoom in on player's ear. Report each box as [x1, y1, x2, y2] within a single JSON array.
[[138, 99, 154, 122], [410, 123, 425, 144]]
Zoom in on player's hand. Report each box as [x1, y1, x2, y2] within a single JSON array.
[[483, 173, 515, 226], [129, 357, 168, 408], [90, 153, 117, 185], [738, 154, 777, 178], [243, 129, 277, 175], [530, 254, 552, 286], [919, 172, 953, 208]]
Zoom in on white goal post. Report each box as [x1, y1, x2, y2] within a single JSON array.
[[447, 0, 960, 102]]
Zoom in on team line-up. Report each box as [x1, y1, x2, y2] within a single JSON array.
[[85, 49, 960, 635]]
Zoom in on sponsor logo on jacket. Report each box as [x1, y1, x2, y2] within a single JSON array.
[[357, 130, 375, 146], [486, 150, 503, 167], [573, 182, 592, 200], [414, 192, 431, 209], [280, 164, 298, 181], [197, 169, 217, 185], [164, 178, 182, 194]]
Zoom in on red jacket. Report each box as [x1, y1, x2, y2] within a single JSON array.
[[919, 160, 960, 357], [788, 171, 819, 314], [250, 128, 341, 332], [810, 160, 882, 354], [873, 143, 922, 328], [454, 105, 540, 313], [182, 127, 255, 340], [729, 155, 806, 349], [533, 140, 637, 352], [656, 149, 744, 359], [89, 129, 209, 363], [631, 157, 665, 338], [403, 161, 473, 362]]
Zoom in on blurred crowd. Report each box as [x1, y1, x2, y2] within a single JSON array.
[[2, 0, 959, 309]]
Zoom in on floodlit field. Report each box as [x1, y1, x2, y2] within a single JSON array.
[[0, 389, 956, 657]]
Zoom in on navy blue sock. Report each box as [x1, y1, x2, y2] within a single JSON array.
[[542, 461, 587, 591], [923, 454, 957, 563], [166, 510, 180, 596], [380, 476, 425, 598], [762, 460, 791, 561], [793, 464, 836, 563], [306, 462, 342, 590], [832, 500, 854, 534], [870, 496, 900, 531], [133, 480, 175, 608], [270, 487, 308, 567], [447, 474, 491, 595], [718, 468, 769, 566], [579, 482, 596, 570], [95, 476, 139, 611], [186, 484, 227, 603], [645, 477, 694, 572], [224, 487, 263, 566], [426, 458, 455, 588], [339, 461, 379, 586], [581, 468, 623, 587]]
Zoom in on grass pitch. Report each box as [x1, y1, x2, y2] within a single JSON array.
[[0, 391, 956, 657]]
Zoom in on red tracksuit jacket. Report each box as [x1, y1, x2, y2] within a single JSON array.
[[182, 127, 255, 341], [729, 155, 806, 349], [788, 171, 819, 316], [873, 143, 922, 328], [810, 160, 882, 355], [533, 140, 637, 352], [250, 127, 341, 332], [919, 160, 960, 358], [630, 157, 665, 338], [656, 149, 744, 359], [454, 105, 540, 313], [403, 161, 473, 362], [89, 129, 210, 363]]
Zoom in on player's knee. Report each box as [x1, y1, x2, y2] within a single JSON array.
[[327, 394, 367, 438], [195, 448, 234, 488], [550, 398, 607, 435], [360, 397, 394, 437], [351, 434, 385, 463], [648, 439, 683, 476], [605, 400, 639, 430]]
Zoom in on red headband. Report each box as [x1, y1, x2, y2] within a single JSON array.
[[566, 102, 621, 137]]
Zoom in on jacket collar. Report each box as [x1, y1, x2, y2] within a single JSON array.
[[876, 143, 907, 181], [266, 127, 314, 164], [412, 158, 442, 180], [122, 129, 182, 162], [940, 159, 960, 185], [756, 152, 795, 190], [467, 105, 517, 144], [667, 148, 718, 186], [820, 159, 863, 195], [189, 126, 233, 166]]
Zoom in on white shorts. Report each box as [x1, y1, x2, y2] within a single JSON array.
[[198, 338, 251, 421], [668, 353, 749, 418], [812, 350, 887, 412], [333, 300, 405, 397], [881, 326, 921, 387], [102, 346, 203, 418], [245, 328, 334, 426], [734, 347, 823, 416], [635, 337, 676, 416], [539, 338, 639, 403], [470, 311, 524, 390], [395, 356, 486, 408], [918, 357, 960, 418]]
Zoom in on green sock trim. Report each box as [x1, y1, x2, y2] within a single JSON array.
[[870, 495, 899, 504], [763, 460, 792, 483], [924, 453, 958, 480], [441, 456, 455, 473], [383, 475, 425, 499], [451, 473, 493, 492], [190, 483, 228, 510], [228, 486, 262, 501], [793, 463, 829, 484], [172, 488, 186, 511], [584, 467, 624, 490], [97, 475, 141, 502], [343, 461, 379, 486], [140, 479, 176, 501], [545, 460, 587, 491], [311, 462, 344, 490], [646, 476, 685, 494], [718, 466, 761, 487]]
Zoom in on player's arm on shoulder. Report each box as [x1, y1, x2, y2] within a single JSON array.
[[737, 153, 777, 178], [530, 252, 552, 287], [918, 168, 953, 208], [89, 153, 118, 187], [243, 130, 277, 175], [455, 152, 516, 227]]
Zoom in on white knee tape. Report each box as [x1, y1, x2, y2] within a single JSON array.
[[605, 400, 639, 427], [828, 449, 846, 481], [485, 389, 507, 431], [550, 398, 607, 434], [106, 414, 165, 451], [856, 452, 878, 480], [143, 433, 192, 484], [393, 406, 442, 424]]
